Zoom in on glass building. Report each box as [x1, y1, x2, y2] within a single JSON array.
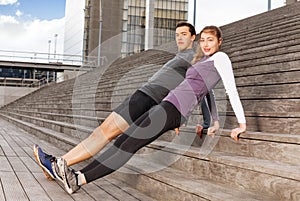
[[122, 0, 189, 56], [82, 0, 189, 61]]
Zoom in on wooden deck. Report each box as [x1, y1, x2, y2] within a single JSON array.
[[0, 118, 157, 201]]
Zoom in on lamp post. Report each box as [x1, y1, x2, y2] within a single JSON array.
[[268, 0, 271, 10], [193, 0, 196, 26], [145, 0, 154, 50], [54, 34, 58, 59], [48, 40, 51, 61], [98, 0, 102, 66]]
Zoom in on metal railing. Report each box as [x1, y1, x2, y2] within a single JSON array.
[[0, 49, 84, 65]]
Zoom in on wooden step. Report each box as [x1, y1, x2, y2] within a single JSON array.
[[112, 155, 277, 201]]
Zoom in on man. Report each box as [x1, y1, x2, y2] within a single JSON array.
[[34, 21, 217, 183]]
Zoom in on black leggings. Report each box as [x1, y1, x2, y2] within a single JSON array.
[[81, 101, 185, 183]]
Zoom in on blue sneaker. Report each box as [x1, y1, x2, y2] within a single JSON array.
[[33, 144, 56, 180]]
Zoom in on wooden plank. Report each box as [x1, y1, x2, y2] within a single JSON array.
[[235, 70, 300, 86], [93, 178, 139, 201], [0, 156, 13, 172], [0, 178, 5, 201], [223, 116, 300, 134], [80, 182, 118, 201], [228, 34, 300, 59], [223, 16, 300, 43], [238, 99, 300, 114], [211, 99, 299, 118], [0, 171, 28, 201], [3, 135, 27, 157], [32, 172, 74, 201], [226, 20, 300, 39], [229, 38, 300, 64], [0, 138, 16, 157], [236, 83, 300, 99], [16, 172, 51, 201], [231, 52, 300, 68], [233, 60, 300, 77], [0, 145, 4, 156], [105, 177, 158, 201], [7, 156, 29, 173], [190, 99, 300, 117]]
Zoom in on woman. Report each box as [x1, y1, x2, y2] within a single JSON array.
[[57, 25, 246, 194]]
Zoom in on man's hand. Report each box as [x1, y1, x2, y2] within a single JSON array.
[[230, 123, 246, 141], [195, 124, 203, 136], [195, 124, 205, 138], [174, 124, 186, 135]]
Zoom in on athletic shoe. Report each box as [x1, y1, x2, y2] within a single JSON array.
[[57, 158, 81, 194], [33, 144, 56, 180], [51, 157, 64, 184]]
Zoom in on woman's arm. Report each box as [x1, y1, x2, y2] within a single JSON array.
[[206, 90, 220, 137], [206, 90, 219, 123], [212, 52, 246, 141]]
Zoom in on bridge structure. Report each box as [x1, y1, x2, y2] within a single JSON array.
[[0, 50, 88, 107], [0, 50, 86, 87]]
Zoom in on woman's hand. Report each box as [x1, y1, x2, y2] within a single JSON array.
[[207, 121, 220, 137], [230, 123, 246, 141]]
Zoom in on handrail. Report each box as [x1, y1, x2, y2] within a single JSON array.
[[0, 77, 50, 88], [0, 49, 84, 65]]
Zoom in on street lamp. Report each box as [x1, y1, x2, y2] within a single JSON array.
[[48, 40, 51, 61], [193, 0, 196, 26], [54, 34, 58, 59]]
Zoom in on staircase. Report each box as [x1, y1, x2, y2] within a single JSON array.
[[1, 2, 300, 201]]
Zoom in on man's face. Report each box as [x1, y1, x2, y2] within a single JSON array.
[[175, 26, 195, 51]]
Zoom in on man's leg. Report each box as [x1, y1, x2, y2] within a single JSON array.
[[62, 111, 129, 166], [62, 90, 156, 166], [34, 90, 157, 180]]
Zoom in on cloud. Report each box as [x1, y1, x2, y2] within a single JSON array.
[[15, 10, 22, 17], [0, 15, 18, 24], [0, 14, 65, 61], [0, 0, 18, 5], [0, 0, 66, 62]]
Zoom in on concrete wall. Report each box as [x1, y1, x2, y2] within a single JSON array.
[[0, 86, 37, 107], [286, 0, 298, 4]]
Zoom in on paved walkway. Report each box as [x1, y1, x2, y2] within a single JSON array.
[[0, 118, 156, 201]]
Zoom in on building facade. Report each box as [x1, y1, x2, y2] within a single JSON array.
[[122, 0, 189, 57], [63, 0, 85, 63], [83, 0, 189, 62]]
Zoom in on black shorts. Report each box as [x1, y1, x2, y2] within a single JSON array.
[[113, 90, 157, 124]]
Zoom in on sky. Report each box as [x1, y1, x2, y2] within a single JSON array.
[[0, 0, 66, 61], [0, 0, 286, 61], [188, 0, 286, 33]]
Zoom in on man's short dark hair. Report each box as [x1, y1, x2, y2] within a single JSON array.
[[176, 21, 196, 36]]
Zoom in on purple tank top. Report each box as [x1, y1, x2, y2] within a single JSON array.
[[163, 59, 221, 118]]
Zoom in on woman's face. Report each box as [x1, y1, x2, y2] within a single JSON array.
[[199, 32, 222, 56]]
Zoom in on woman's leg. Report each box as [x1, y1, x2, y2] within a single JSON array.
[[80, 101, 184, 183], [62, 90, 157, 166]]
